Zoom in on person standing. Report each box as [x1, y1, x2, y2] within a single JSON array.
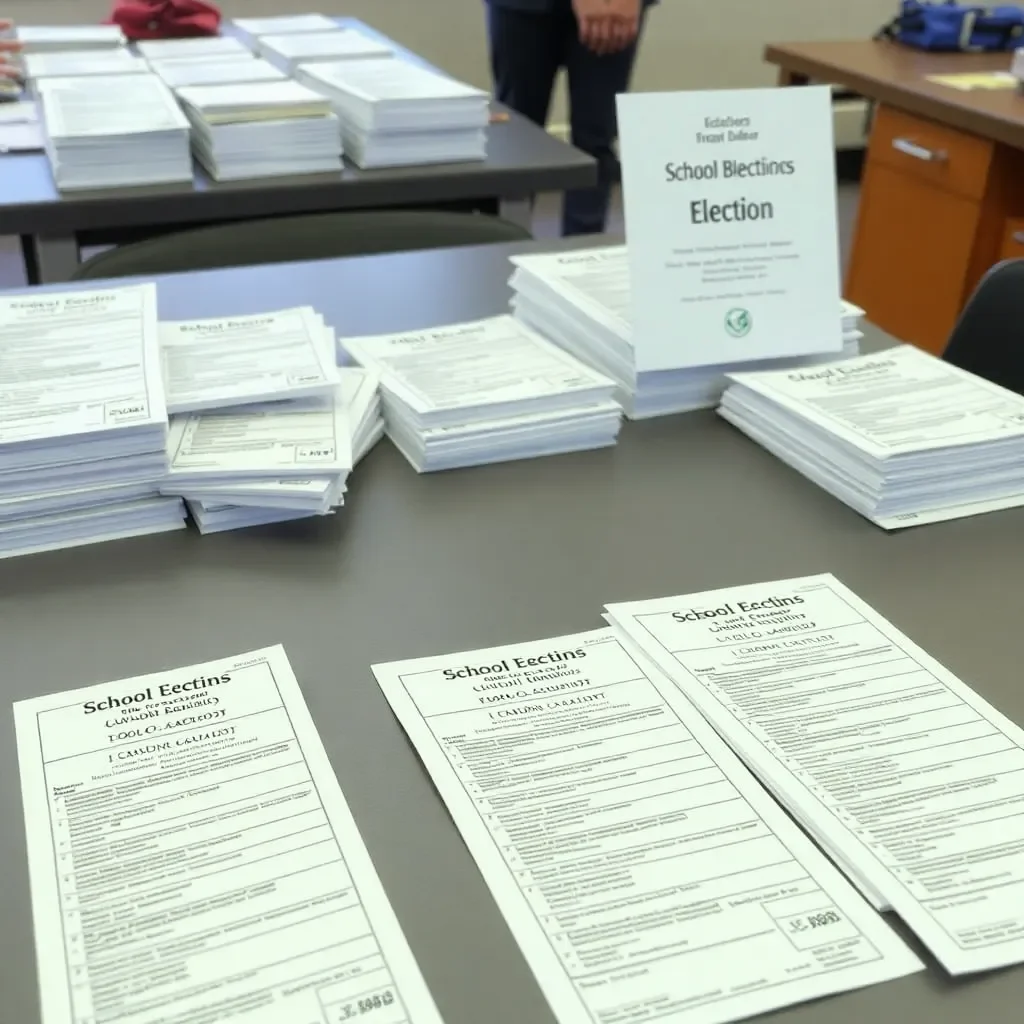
[[485, 0, 655, 236]]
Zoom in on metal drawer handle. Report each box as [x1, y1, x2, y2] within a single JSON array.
[[891, 137, 948, 162], [1013, 231, 1024, 245]]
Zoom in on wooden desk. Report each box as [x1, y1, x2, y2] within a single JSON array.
[[765, 40, 1024, 353]]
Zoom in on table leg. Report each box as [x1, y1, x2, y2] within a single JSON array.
[[777, 68, 811, 87], [24, 233, 81, 284], [499, 198, 534, 234]]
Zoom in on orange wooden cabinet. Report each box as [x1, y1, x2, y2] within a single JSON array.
[[846, 105, 1024, 355], [999, 217, 1024, 261]]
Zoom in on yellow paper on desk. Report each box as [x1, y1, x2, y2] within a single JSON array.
[[926, 71, 1018, 90]]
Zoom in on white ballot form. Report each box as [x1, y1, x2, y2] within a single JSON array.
[[373, 628, 920, 1024], [617, 86, 842, 373], [343, 315, 616, 426], [166, 388, 353, 483], [719, 345, 1024, 527], [608, 574, 1024, 974], [160, 308, 339, 413], [0, 284, 166, 451], [14, 645, 442, 1024]]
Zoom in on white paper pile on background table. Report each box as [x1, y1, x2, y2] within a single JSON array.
[[136, 36, 252, 62], [510, 245, 863, 419], [258, 28, 393, 74], [0, 283, 184, 558], [719, 344, 1024, 528], [154, 56, 286, 90], [297, 58, 488, 167], [38, 73, 192, 189], [22, 49, 148, 85], [343, 315, 622, 472], [233, 13, 343, 46], [8, 25, 125, 54], [177, 80, 342, 180]]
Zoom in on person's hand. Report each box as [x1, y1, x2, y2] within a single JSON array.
[[0, 20, 23, 80], [572, 0, 641, 56]]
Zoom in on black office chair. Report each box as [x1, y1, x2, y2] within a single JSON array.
[[71, 209, 532, 280], [942, 258, 1024, 396]]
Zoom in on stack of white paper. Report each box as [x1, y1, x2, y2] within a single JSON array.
[[159, 307, 340, 414], [607, 572, 1024, 974], [38, 73, 192, 190], [719, 344, 1024, 528], [154, 56, 286, 90], [297, 58, 488, 168], [342, 315, 622, 472], [163, 369, 383, 533], [232, 13, 343, 46], [137, 35, 252, 61], [176, 80, 342, 180], [22, 49, 148, 85], [258, 29, 393, 74], [10, 25, 125, 54], [510, 245, 863, 419], [0, 284, 185, 558]]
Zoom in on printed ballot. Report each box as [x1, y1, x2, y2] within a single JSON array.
[[510, 244, 862, 418], [607, 574, 1024, 975], [342, 315, 622, 471], [617, 86, 843, 373], [179, 369, 384, 532], [372, 629, 920, 1024], [14, 645, 443, 1024], [38, 73, 192, 189], [718, 344, 1024, 528], [177, 80, 343, 180], [160, 307, 339, 414], [233, 13, 343, 44], [297, 58, 488, 168], [0, 284, 184, 556]]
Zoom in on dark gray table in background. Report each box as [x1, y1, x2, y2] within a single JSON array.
[[1, 239, 1021, 1024], [0, 18, 595, 283]]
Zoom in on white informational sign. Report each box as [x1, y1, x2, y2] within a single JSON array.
[[617, 86, 843, 373]]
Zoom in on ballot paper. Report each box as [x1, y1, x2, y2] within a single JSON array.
[[509, 244, 861, 419], [719, 345, 1024, 527], [11, 24, 125, 53], [607, 574, 1024, 975], [136, 35, 252, 60], [176, 80, 342, 179], [38, 73, 192, 189], [160, 308, 339, 413], [153, 57, 286, 90], [343, 315, 621, 471], [296, 58, 488, 168], [22, 48, 148, 82], [164, 387, 352, 490], [372, 628, 921, 1024], [258, 28, 394, 74], [233, 13, 343, 41], [14, 645, 442, 1024]]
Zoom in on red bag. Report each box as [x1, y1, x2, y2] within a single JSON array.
[[108, 0, 221, 40]]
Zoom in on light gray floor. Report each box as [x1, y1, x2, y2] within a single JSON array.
[[0, 182, 860, 288]]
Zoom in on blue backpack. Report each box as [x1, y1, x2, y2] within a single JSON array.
[[876, 1, 1024, 51]]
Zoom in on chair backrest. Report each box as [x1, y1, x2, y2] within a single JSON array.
[[72, 209, 533, 280], [942, 259, 1024, 395]]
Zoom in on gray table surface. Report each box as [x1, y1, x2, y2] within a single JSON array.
[[0, 18, 594, 280], [1, 239, 1022, 1024]]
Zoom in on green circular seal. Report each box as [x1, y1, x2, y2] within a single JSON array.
[[724, 308, 752, 338]]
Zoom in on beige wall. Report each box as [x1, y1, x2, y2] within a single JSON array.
[[10, 0, 897, 121]]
